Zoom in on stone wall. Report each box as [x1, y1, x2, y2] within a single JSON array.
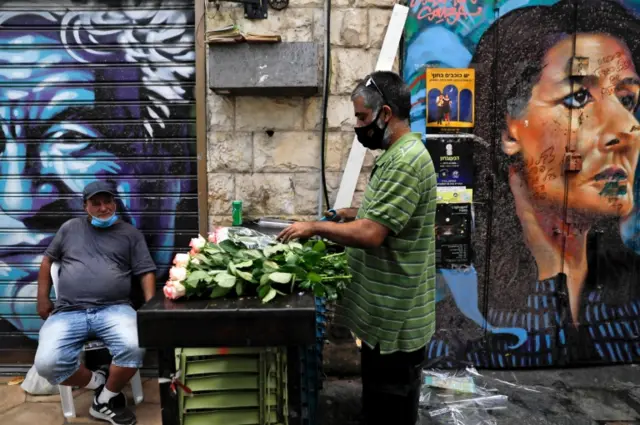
[[205, 0, 400, 228]]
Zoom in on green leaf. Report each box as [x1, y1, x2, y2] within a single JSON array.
[[210, 285, 231, 299], [214, 272, 236, 288], [302, 250, 323, 267], [207, 269, 226, 275], [263, 261, 279, 271], [263, 244, 288, 258], [278, 264, 308, 280], [186, 270, 209, 287], [244, 250, 264, 259], [204, 245, 223, 255], [195, 254, 212, 265], [325, 285, 338, 300], [313, 240, 326, 253], [298, 280, 311, 289], [269, 272, 292, 284], [262, 288, 277, 303], [285, 251, 298, 264], [306, 272, 322, 283], [234, 260, 253, 269], [209, 254, 228, 267], [219, 239, 241, 254], [313, 283, 326, 297], [260, 273, 271, 286], [236, 280, 244, 296], [288, 242, 303, 250], [236, 270, 255, 282], [258, 284, 272, 298]]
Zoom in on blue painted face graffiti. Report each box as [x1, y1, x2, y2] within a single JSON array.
[[0, 3, 197, 352]]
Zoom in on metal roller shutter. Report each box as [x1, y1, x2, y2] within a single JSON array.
[[0, 0, 198, 370]]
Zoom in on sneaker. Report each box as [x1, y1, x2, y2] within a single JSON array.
[[94, 369, 127, 408], [89, 385, 137, 425]]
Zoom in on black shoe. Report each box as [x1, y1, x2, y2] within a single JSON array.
[[94, 369, 127, 408], [89, 385, 137, 425]]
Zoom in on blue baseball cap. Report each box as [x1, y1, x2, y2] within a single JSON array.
[[83, 181, 116, 201]]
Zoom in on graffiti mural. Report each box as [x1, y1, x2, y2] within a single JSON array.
[[0, 0, 197, 365], [404, 0, 640, 367]]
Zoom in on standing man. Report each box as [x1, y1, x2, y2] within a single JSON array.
[[35, 181, 157, 425], [278, 71, 437, 425]]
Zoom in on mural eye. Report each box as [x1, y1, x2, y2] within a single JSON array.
[[618, 93, 637, 111], [562, 88, 593, 109]]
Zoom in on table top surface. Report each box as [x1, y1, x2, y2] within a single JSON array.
[[139, 291, 317, 314]]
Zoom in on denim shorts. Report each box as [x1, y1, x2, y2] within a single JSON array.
[[34, 304, 145, 385]]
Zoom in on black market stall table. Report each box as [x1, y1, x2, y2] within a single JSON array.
[[137, 291, 325, 425]]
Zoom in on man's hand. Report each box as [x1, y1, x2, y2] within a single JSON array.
[[37, 297, 54, 320], [334, 208, 358, 222], [277, 222, 317, 243]]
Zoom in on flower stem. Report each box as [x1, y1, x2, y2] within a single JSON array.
[[320, 275, 351, 280], [321, 252, 345, 261]]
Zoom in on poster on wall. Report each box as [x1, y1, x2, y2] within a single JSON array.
[[425, 68, 475, 134], [425, 138, 474, 188], [436, 203, 472, 268]]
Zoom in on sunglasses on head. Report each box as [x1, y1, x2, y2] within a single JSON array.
[[365, 76, 388, 104]]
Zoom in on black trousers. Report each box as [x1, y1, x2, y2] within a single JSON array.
[[361, 344, 427, 425]]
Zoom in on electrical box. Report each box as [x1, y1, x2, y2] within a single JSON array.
[[209, 42, 320, 97], [570, 56, 589, 77], [564, 152, 583, 172]]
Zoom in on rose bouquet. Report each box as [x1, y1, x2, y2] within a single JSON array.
[[163, 233, 351, 303]]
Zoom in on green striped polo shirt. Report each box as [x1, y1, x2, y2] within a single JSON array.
[[335, 131, 437, 354]]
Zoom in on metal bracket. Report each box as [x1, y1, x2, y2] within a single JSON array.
[[209, 0, 268, 20], [564, 151, 583, 172], [244, 0, 268, 19], [268, 0, 289, 10], [570, 56, 589, 77]]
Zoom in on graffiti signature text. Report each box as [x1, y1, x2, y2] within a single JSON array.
[[412, 0, 483, 25], [511, 147, 558, 201]]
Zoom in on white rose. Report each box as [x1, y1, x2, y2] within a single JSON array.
[[189, 235, 206, 253], [164, 281, 186, 300], [169, 266, 187, 282], [172, 281, 186, 297], [173, 253, 190, 268]]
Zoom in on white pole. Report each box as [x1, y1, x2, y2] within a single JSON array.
[[332, 4, 409, 210]]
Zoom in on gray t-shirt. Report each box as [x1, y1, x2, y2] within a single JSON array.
[[45, 217, 157, 313]]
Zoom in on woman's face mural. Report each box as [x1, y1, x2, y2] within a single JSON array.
[[404, 0, 640, 368], [506, 34, 640, 217]]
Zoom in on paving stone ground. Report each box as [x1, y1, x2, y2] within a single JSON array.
[[0, 377, 161, 425], [2, 365, 639, 425]]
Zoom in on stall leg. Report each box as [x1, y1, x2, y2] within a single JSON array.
[[287, 346, 303, 425], [158, 348, 180, 425]]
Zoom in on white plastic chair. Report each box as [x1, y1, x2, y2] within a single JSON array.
[[50, 261, 144, 418]]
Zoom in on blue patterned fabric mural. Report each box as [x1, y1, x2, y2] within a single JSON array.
[[404, 0, 640, 367], [0, 0, 197, 364]]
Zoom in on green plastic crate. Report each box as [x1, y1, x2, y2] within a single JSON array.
[[175, 347, 288, 425]]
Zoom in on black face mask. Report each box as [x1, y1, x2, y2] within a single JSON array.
[[354, 110, 389, 150]]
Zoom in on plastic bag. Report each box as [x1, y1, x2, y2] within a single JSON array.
[[419, 366, 508, 425], [20, 365, 59, 395], [210, 226, 276, 250]]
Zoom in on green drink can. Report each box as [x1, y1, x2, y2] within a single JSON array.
[[232, 200, 243, 226]]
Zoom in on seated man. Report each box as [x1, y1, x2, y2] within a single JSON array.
[[35, 181, 156, 425]]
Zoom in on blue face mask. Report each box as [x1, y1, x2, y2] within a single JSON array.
[[91, 213, 118, 228]]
